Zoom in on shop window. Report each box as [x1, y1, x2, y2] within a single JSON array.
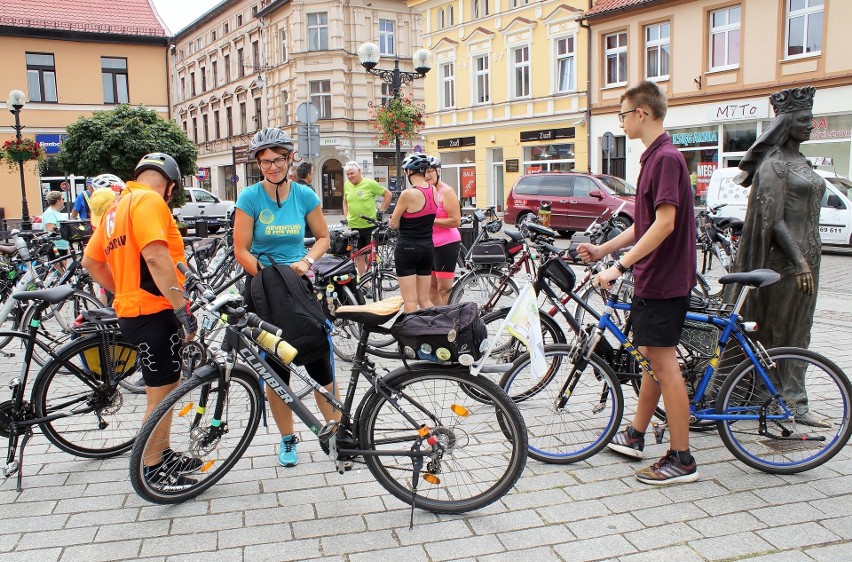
[[723, 122, 757, 152]]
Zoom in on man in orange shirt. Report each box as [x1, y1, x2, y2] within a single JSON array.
[[83, 152, 200, 490]]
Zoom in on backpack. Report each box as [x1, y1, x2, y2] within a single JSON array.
[[390, 302, 488, 365], [250, 263, 330, 366]]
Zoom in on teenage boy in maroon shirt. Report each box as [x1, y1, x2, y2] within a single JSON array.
[[578, 81, 697, 484]]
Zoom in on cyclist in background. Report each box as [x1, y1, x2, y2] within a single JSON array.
[[342, 161, 391, 275], [425, 156, 461, 305]]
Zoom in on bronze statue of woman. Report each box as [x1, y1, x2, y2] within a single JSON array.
[[732, 85, 828, 426]]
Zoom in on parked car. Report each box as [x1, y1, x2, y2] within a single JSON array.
[[504, 172, 636, 237], [173, 187, 235, 234]]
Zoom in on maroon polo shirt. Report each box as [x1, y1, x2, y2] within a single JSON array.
[[632, 133, 696, 299]]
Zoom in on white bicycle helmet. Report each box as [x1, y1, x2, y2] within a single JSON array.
[[249, 128, 294, 159], [91, 173, 125, 193]]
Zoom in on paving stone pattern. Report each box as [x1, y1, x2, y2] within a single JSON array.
[[1, 249, 851, 561]]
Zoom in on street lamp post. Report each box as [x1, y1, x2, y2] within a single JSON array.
[[358, 43, 432, 197], [7, 90, 31, 231]]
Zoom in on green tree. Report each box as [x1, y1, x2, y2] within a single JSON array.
[[56, 105, 197, 207]]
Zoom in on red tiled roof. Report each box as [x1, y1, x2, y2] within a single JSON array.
[[0, 0, 168, 37], [585, 0, 660, 18]]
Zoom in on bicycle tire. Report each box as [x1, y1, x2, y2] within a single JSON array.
[[448, 268, 519, 315], [32, 333, 143, 458], [358, 364, 527, 513], [500, 344, 624, 464], [129, 364, 262, 504], [715, 347, 852, 474], [24, 289, 104, 367], [330, 283, 365, 362]]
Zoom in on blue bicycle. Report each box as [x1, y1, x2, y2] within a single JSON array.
[[501, 268, 852, 474]]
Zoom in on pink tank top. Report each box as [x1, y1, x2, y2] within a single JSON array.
[[433, 183, 462, 247]]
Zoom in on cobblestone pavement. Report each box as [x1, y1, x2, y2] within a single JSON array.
[[1, 250, 851, 562]]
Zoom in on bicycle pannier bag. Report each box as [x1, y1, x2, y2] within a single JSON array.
[[390, 302, 487, 364], [251, 263, 330, 365], [470, 239, 511, 265], [327, 228, 352, 256]]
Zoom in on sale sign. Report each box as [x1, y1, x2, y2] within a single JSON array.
[[461, 167, 476, 198]]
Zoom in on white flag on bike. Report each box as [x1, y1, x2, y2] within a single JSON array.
[[474, 282, 546, 378]]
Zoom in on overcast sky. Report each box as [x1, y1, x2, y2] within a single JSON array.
[[151, 0, 222, 35]]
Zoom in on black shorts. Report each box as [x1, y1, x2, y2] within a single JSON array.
[[395, 239, 434, 277], [354, 227, 376, 250], [631, 295, 690, 348], [118, 309, 182, 387], [433, 242, 460, 279]]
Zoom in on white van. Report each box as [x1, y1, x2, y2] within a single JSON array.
[[705, 166, 852, 246]]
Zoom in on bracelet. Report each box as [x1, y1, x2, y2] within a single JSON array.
[[614, 260, 628, 274], [301, 258, 311, 267]]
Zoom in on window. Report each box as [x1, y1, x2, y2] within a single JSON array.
[[237, 14, 243, 26], [211, 30, 217, 41], [202, 113, 209, 142], [224, 22, 230, 34], [251, 5, 258, 16], [253, 97, 262, 129], [226, 105, 233, 136], [252, 41, 259, 69], [101, 57, 129, 104], [786, 0, 823, 57], [379, 19, 395, 55], [200, 66, 207, 92], [511, 0, 530, 7], [710, 6, 741, 70], [511, 45, 530, 98], [440, 62, 455, 109], [310, 80, 332, 118], [572, 176, 597, 197], [239, 101, 247, 133], [307, 12, 329, 51], [26, 53, 57, 102], [645, 22, 670, 79], [473, 54, 490, 104], [212, 60, 219, 86], [281, 90, 290, 125], [190, 71, 196, 96], [192, 117, 198, 143], [473, 0, 489, 18], [224, 54, 231, 83], [237, 48, 244, 78], [281, 30, 288, 62], [180, 76, 186, 100], [380, 82, 393, 106], [555, 36, 575, 92], [448, 6, 454, 26], [213, 109, 220, 139], [604, 32, 628, 86], [438, 9, 445, 29]]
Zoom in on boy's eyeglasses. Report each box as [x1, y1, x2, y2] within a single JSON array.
[[618, 108, 639, 123]]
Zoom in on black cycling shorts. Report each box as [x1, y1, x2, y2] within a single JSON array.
[[631, 295, 690, 348], [118, 309, 182, 387], [354, 227, 376, 250], [433, 241, 460, 279], [395, 239, 434, 277]]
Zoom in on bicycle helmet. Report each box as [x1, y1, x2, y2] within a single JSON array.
[[133, 153, 181, 184], [91, 173, 125, 193], [427, 156, 441, 169], [249, 128, 294, 159], [402, 153, 430, 174]]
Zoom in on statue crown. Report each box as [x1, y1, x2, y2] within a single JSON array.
[[770, 86, 815, 114]]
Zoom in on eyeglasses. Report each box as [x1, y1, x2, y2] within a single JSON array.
[[618, 108, 639, 123], [258, 155, 290, 169]]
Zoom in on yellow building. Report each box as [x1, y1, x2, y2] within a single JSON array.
[[0, 0, 170, 228], [407, 0, 589, 211]]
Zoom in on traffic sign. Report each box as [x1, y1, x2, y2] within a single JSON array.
[[196, 168, 209, 181], [230, 175, 239, 183], [297, 124, 321, 158], [296, 102, 319, 125], [601, 131, 615, 154], [60, 181, 69, 191]]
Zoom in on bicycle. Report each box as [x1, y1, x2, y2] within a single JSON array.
[[500, 268, 852, 473], [1, 285, 143, 491], [129, 264, 528, 516]]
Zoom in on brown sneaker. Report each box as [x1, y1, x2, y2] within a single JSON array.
[[636, 450, 698, 485]]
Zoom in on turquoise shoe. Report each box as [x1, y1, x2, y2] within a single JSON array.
[[278, 434, 299, 467]]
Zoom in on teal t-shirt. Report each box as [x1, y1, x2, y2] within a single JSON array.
[[344, 178, 385, 229], [41, 208, 70, 250], [235, 181, 320, 266]]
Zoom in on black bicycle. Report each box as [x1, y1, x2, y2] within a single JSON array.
[[129, 265, 528, 516]]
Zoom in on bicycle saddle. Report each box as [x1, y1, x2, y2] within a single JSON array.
[[182, 236, 203, 246], [504, 229, 524, 243], [11, 284, 75, 304], [335, 296, 403, 326], [0, 244, 16, 256], [718, 269, 780, 288]]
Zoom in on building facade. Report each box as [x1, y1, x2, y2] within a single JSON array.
[[0, 0, 170, 224], [586, 0, 852, 201], [408, 0, 589, 211], [171, 0, 426, 211]]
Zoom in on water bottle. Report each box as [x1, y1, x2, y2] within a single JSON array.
[[253, 329, 298, 365], [13, 234, 30, 261], [207, 246, 226, 274]]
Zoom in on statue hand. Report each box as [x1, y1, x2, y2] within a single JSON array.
[[796, 270, 814, 296]]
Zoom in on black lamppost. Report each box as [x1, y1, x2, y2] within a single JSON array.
[[7, 90, 31, 231], [358, 43, 432, 196]]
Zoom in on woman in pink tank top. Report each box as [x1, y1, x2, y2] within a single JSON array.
[[425, 157, 461, 305]]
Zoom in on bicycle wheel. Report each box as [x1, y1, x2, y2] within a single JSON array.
[[24, 289, 104, 367], [0, 302, 23, 350], [479, 306, 567, 391], [330, 283, 365, 362], [448, 268, 519, 315], [716, 347, 852, 474], [129, 364, 262, 504], [500, 344, 624, 464], [32, 333, 143, 458], [358, 364, 527, 513]]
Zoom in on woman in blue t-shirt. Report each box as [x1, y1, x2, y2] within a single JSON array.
[[41, 191, 71, 271], [233, 128, 338, 468]]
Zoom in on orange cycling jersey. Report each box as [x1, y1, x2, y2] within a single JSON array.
[[84, 181, 185, 318]]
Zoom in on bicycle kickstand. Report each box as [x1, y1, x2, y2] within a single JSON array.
[[408, 446, 425, 531], [4, 428, 34, 492]]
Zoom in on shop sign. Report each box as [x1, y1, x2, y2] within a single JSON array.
[[695, 162, 717, 196], [461, 167, 476, 198], [520, 127, 575, 143], [707, 99, 770, 122], [809, 116, 852, 140], [232, 145, 250, 164], [671, 130, 718, 147], [321, 138, 339, 146], [505, 159, 520, 172], [35, 134, 66, 155], [437, 136, 476, 149]]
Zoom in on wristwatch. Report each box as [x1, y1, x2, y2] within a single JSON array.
[[303, 256, 315, 265]]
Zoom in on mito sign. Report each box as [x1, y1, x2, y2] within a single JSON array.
[[707, 99, 770, 122]]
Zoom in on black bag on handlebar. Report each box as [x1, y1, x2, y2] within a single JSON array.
[[470, 238, 521, 265], [390, 302, 487, 364], [60, 220, 93, 242], [327, 228, 351, 256]]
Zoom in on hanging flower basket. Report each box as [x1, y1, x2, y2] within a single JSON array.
[[0, 138, 47, 171], [369, 95, 425, 147]]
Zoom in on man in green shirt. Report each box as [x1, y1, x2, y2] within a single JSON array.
[[342, 161, 391, 274]]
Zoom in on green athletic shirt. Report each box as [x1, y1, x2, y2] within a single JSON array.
[[344, 178, 385, 229]]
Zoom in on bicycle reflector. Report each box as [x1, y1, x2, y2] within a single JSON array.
[[179, 403, 194, 417], [451, 404, 470, 417], [423, 474, 441, 485], [742, 322, 758, 333]]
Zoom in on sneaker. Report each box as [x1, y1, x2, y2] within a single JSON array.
[[278, 434, 299, 467], [796, 412, 832, 428], [144, 463, 198, 491], [635, 450, 699, 485], [162, 448, 203, 474], [607, 427, 645, 459]]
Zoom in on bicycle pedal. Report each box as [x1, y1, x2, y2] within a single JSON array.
[[3, 460, 18, 477], [652, 422, 667, 445]]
